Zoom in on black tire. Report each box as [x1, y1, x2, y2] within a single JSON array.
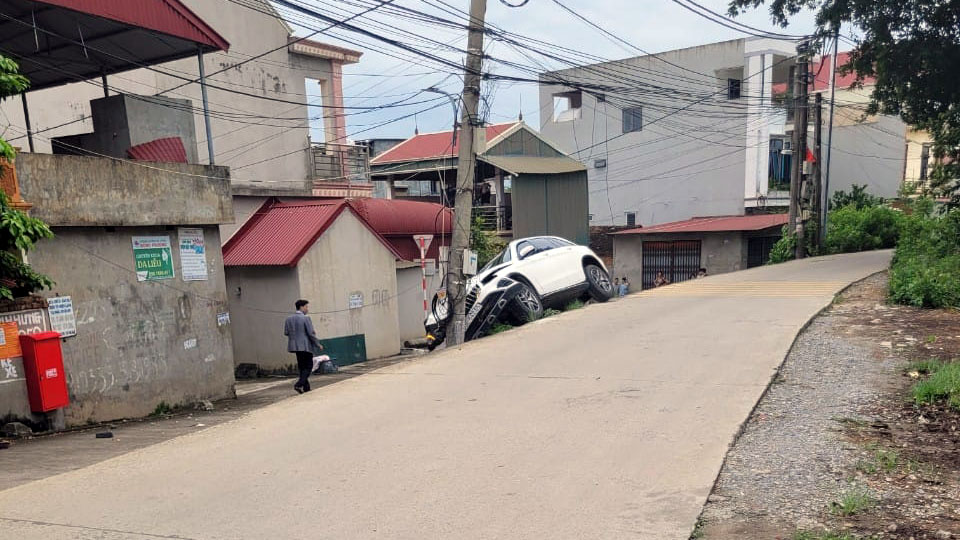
[[503, 283, 544, 325], [584, 264, 614, 302]]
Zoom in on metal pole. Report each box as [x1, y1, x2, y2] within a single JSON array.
[[20, 93, 34, 153], [813, 92, 823, 251], [445, 0, 487, 347], [101, 74, 109, 98], [197, 49, 215, 165], [822, 30, 840, 233]]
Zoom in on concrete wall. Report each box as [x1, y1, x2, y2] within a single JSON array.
[[0, 227, 236, 427], [613, 232, 745, 290], [0, 0, 333, 193], [221, 195, 271, 242], [225, 266, 300, 370], [396, 264, 443, 343], [297, 212, 400, 360], [15, 153, 233, 227], [540, 39, 755, 227]]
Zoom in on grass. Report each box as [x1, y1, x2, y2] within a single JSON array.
[[151, 401, 173, 416], [856, 444, 899, 475], [488, 322, 514, 335], [563, 299, 585, 311], [926, 334, 939, 344], [829, 485, 877, 516], [906, 358, 945, 375], [911, 360, 960, 409]]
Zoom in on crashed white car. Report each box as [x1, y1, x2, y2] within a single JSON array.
[[425, 236, 613, 347]]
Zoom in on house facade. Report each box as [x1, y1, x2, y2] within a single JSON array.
[[223, 200, 402, 369], [538, 38, 913, 229], [370, 122, 590, 244]]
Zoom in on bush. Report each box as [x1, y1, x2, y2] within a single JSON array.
[[889, 209, 960, 308], [824, 205, 902, 254], [767, 225, 796, 264], [911, 360, 960, 409], [830, 183, 884, 210]]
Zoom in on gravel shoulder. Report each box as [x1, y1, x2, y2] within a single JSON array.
[[699, 271, 960, 539]]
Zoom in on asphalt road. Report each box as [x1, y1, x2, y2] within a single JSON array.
[[0, 250, 892, 540]]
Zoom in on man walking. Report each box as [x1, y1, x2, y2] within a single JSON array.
[[284, 299, 322, 394]]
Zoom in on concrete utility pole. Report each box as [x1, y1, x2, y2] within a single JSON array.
[[789, 44, 811, 260], [445, 0, 487, 346], [813, 92, 823, 253], [820, 29, 840, 247]]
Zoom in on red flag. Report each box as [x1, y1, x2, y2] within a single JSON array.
[[805, 148, 817, 163]]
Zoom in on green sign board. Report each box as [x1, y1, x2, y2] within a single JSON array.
[[132, 236, 175, 281]]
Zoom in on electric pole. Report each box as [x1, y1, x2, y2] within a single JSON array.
[[445, 0, 487, 346], [789, 43, 811, 260], [813, 92, 823, 253]]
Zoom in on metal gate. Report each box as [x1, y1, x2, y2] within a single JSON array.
[[642, 240, 702, 289]]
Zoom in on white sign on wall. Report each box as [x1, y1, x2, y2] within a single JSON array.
[[47, 296, 77, 338], [178, 228, 208, 281]]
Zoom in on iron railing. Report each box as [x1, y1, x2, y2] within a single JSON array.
[[472, 205, 512, 233], [310, 142, 370, 183]]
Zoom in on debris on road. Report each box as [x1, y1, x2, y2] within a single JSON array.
[[2, 422, 33, 438]]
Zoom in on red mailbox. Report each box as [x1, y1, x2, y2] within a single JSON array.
[[19, 331, 69, 412]]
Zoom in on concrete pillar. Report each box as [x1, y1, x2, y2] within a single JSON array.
[[744, 53, 775, 200], [320, 61, 348, 145]]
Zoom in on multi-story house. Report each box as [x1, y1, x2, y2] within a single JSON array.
[[539, 38, 911, 228]]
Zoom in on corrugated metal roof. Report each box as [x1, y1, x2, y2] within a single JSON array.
[[370, 123, 517, 165], [127, 137, 188, 163], [35, 0, 229, 50], [614, 214, 788, 235], [223, 200, 401, 267], [347, 199, 453, 261], [772, 52, 873, 95], [478, 155, 586, 175]]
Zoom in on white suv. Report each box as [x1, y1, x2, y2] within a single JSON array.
[[425, 236, 613, 347]]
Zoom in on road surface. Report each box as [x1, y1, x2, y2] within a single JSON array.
[[0, 251, 891, 539]]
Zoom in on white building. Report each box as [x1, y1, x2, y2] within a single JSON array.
[[538, 38, 909, 228]]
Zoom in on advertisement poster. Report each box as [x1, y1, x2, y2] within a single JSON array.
[[47, 296, 77, 338], [178, 228, 208, 281], [0, 322, 21, 359], [0, 309, 48, 335], [132, 236, 175, 281]]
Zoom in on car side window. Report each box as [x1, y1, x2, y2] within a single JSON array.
[[516, 241, 537, 260], [529, 238, 558, 253], [502, 248, 512, 263]]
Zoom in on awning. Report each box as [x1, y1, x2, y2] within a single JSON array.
[[0, 0, 229, 91], [478, 155, 587, 175]]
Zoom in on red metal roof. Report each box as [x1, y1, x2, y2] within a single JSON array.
[[772, 51, 875, 95], [370, 123, 517, 165], [223, 199, 400, 267], [347, 199, 453, 261], [614, 214, 788, 235], [34, 0, 230, 51], [127, 137, 188, 163]]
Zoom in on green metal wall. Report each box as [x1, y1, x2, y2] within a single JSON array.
[[511, 171, 589, 245], [485, 129, 564, 157]]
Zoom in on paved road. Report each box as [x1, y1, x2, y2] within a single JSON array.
[[0, 251, 891, 539]]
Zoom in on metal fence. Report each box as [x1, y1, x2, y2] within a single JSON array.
[[310, 143, 370, 183], [641, 240, 701, 289], [472, 205, 512, 233]]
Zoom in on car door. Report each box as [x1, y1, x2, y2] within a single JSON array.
[[545, 237, 586, 291], [513, 238, 561, 295]]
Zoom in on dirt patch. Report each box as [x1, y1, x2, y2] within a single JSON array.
[[700, 272, 960, 539]]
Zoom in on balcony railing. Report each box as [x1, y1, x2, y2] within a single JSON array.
[[310, 142, 370, 183], [472, 205, 511, 233]]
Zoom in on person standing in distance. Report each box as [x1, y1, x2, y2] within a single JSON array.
[[284, 299, 322, 394]]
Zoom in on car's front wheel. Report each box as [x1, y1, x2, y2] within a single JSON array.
[[584, 263, 614, 302], [504, 283, 544, 325]]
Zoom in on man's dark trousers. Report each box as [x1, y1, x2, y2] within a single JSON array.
[[295, 351, 313, 392]]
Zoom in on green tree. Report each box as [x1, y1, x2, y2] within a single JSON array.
[[0, 54, 54, 300], [729, 0, 960, 206]]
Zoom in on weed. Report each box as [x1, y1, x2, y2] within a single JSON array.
[[542, 308, 561, 318], [488, 323, 514, 335], [926, 334, 939, 344], [564, 299, 585, 311], [833, 416, 868, 428], [151, 401, 173, 416], [912, 360, 960, 409], [855, 459, 878, 475], [794, 531, 866, 540], [856, 444, 899, 475], [907, 358, 944, 375], [689, 517, 705, 539], [830, 485, 877, 516]]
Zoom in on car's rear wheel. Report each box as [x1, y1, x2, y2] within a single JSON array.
[[504, 283, 544, 325], [585, 263, 613, 302]]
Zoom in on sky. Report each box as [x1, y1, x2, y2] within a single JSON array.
[[293, 0, 822, 142]]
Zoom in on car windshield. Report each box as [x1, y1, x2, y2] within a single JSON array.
[[480, 249, 507, 272]]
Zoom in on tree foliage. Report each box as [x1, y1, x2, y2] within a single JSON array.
[[0, 54, 53, 300], [729, 0, 960, 206]]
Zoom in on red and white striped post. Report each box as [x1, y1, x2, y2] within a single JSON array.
[[413, 234, 434, 321]]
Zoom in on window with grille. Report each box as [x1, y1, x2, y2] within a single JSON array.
[[622, 107, 643, 133]]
